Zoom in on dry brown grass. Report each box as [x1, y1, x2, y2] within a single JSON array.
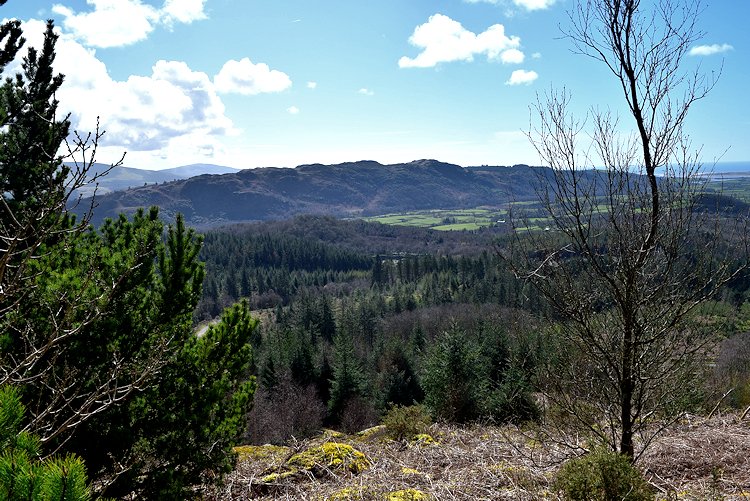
[[206, 413, 750, 500]]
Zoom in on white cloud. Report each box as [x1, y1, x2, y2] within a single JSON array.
[[500, 48, 524, 64], [505, 69, 538, 85], [5, 19, 237, 158], [287, 106, 300, 115], [52, 0, 159, 48], [464, 0, 555, 11], [358, 88, 374, 96], [161, 0, 207, 25], [399, 13, 523, 68], [307, 81, 317, 89], [85, 60, 234, 151], [214, 58, 292, 95], [512, 0, 555, 10], [689, 43, 733, 56], [51, 0, 208, 48], [532, 52, 542, 59], [6, 18, 297, 164]]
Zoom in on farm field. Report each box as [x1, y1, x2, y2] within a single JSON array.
[[362, 207, 525, 231], [362, 179, 750, 232]]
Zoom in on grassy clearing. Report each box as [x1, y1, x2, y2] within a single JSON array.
[[209, 412, 750, 500]]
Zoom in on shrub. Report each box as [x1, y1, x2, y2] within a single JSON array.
[[712, 331, 750, 409], [382, 404, 432, 441], [555, 449, 653, 501]]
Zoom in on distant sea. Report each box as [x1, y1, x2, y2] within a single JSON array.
[[712, 161, 750, 174], [651, 161, 750, 178]]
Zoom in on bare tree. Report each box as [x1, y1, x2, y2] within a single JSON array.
[[516, 0, 749, 458]]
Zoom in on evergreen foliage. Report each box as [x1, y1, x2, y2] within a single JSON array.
[[328, 330, 368, 423], [421, 324, 485, 422], [90, 301, 257, 499], [0, 19, 69, 212], [0, 12, 256, 496], [382, 404, 432, 441], [0, 386, 91, 501], [422, 323, 539, 423], [11, 209, 202, 446]]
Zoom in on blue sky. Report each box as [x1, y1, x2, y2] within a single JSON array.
[[4, 0, 747, 170]]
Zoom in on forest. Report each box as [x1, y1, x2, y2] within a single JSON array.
[[196, 215, 750, 446]]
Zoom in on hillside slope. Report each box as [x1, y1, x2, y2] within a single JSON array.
[[78, 160, 550, 227], [208, 414, 750, 500]]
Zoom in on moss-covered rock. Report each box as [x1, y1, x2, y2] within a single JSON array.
[[287, 442, 370, 475], [356, 424, 388, 442], [326, 486, 374, 500], [233, 444, 290, 462], [322, 429, 346, 440], [260, 441, 371, 487], [260, 470, 298, 483], [411, 433, 435, 446], [386, 488, 433, 500]]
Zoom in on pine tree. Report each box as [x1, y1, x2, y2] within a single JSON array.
[[421, 324, 484, 423], [0, 386, 91, 501], [0, 20, 69, 211], [86, 301, 257, 499], [319, 295, 336, 342], [328, 331, 367, 422]]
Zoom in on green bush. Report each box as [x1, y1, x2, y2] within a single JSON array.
[[555, 449, 653, 501], [382, 404, 432, 441]]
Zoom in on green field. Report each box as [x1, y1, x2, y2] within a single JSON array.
[[362, 178, 750, 232], [706, 177, 750, 202], [362, 207, 516, 231]]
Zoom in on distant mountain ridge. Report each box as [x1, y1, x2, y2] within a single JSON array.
[[69, 162, 239, 197], [77, 159, 551, 227], [76, 159, 748, 228]]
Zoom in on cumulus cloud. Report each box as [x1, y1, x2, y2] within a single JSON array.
[[52, 0, 208, 48], [3, 19, 240, 157], [80, 59, 234, 151], [52, 0, 158, 48], [464, 0, 556, 11], [161, 0, 207, 25], [689, 43, 733, 56], [287, 106, 300, 114], [307, 81, 317, 89], [214, 58, 292, 95], [399, 14, 523, 68], [6, 17, 295, 162], [500, 48, 524, 64], [505, 69, 538, 85], [358, 88, 374, 96]]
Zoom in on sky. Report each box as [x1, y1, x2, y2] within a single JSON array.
[[3, 0, 748, 170]]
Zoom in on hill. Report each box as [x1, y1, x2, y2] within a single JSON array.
[[77, 160, 551, 227], [69, 162, 239, 197]]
